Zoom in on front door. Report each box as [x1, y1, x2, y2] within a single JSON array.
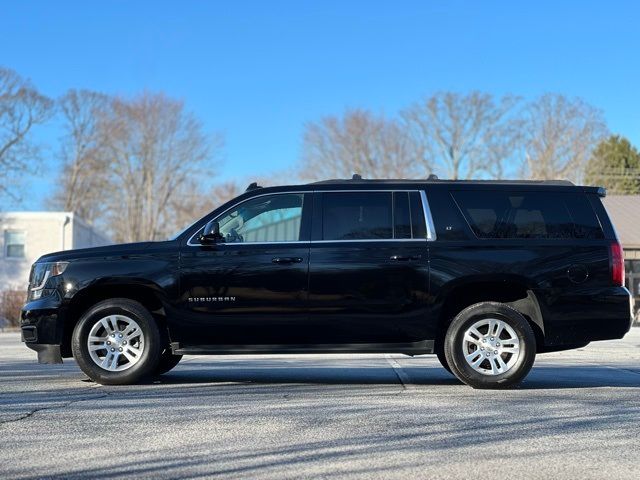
[[307, 190, 430, 344], [176, 192, 312, 345]]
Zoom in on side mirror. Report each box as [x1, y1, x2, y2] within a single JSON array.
[[199, 220, 224, 244]]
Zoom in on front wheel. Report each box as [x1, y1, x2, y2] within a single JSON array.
[[71, 298, 161, 385], [444, 302, 536, 389]]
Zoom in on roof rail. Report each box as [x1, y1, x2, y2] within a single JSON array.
[[308, 177, 578, 186]]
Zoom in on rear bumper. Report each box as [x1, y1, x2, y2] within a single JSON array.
[[539, 286, 633, 346]]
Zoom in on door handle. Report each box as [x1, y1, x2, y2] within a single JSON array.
[[390, 254, 422, 261], [272, 257, 303, 264]]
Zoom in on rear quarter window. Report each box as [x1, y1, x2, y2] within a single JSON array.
[[452, 190, 604, 240]]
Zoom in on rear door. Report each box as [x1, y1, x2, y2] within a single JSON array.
[[307, 190, 431, 344]]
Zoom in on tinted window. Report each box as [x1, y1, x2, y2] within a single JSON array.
[[409, 192, 427, 239], [393, 192, 411, 239], [453, 191, 600, 239], [564, 193, 604, 239], [217, 194, 303, 243], [427, 189, 468, 240], [323, 192, 392, 240]]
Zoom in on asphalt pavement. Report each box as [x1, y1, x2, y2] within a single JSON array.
[[1, 329, 640, 479]]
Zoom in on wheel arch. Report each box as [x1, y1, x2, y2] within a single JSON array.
[[433, 277, 545, 351], [61, 282, 169, 357]]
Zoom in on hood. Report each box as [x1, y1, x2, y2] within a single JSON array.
[[36, 241, 155, 263]]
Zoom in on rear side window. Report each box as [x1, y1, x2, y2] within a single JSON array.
[[409, 192, 427, 239], [323, 192, 392, 240], [321, 191, 429, 240], [393, 192, 412, 239], [452, 191, 603, 239]]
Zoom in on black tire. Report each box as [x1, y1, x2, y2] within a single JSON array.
[[444, 302, 536, 389], [154, 348, 183, 375], [435, 345, 453, 374], [71, 298, 161, 385]]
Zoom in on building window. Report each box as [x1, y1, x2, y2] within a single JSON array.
[[5, 230, 26, 258]]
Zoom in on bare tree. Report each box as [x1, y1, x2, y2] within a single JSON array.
[[0, 67, 53, 202], [168, 180, 243, 236], [210, 180, 245, 206], [522, 94, 608, 182], [402, 92, 521, 179], [51, 89, 111, 224], [0, 289, 26, 328], [300, 109, 424, 181], [99, 93, 223, 242], [171, 176, 289, 234]]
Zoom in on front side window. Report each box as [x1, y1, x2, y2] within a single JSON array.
[[216, 194, 303, 243], [322, 192, 393, 240], [5, 230, 26, 258]]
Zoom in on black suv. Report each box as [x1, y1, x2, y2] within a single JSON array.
[[21, 177, 633, 388]]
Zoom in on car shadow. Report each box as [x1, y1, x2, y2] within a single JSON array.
[[153, 360, 640, 389]]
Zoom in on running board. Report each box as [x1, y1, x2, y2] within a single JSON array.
[[171, 340, 434, 356]]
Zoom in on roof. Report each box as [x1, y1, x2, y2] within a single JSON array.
[[603, 196, 640, 249]]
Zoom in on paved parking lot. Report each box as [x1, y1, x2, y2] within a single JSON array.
[[1, 330, 640, 479]]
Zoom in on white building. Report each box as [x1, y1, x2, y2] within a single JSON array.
[[0, 212, 111, 291]]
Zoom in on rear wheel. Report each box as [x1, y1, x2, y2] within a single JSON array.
[[72, 298, 161, 385], [444, 302, 536, 389]]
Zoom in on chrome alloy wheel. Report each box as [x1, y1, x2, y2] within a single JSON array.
[[462, 318, 520, 376], [87, 315, 145, 372]]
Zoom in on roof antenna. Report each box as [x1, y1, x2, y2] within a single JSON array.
[[427, 174, 439, 180], [245, 182, 261, 191], [352, 173, 362, 180]]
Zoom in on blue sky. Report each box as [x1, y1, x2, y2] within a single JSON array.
[[2, 0, 639, 209]]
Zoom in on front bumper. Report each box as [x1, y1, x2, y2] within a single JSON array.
[[21, 293, 66, 364]]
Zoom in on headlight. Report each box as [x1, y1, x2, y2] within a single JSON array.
[[29, 262, 69, 300]]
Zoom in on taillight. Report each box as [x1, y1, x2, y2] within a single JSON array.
[[610, 241, 625, 286]]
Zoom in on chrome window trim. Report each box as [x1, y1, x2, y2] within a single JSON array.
[[310, 239, 427, 244], [420, 190, 437, 241], [187, 188, 437, 246]]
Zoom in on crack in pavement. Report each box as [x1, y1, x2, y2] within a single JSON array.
[[0, 392, 108, 426]]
